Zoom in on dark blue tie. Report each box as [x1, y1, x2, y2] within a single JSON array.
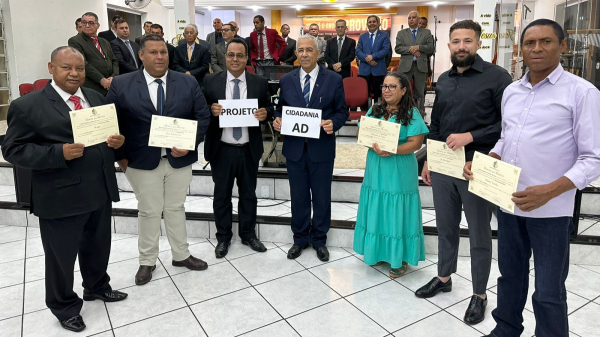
[[155, 79, 164, 115], [232, 79, 242, 141], [303, 74, 310, 107], [369, 33, 374, 48], [412, 29, 417, 44]]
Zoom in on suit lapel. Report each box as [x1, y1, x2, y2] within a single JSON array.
[[245, 72, 255, 99], [218, 71, 227, 100], [190, 43, 200, 63], [291, 70, 303, 102], [136, 71, 158, 114], [165, 71, 176, 115], [45, 84, 72, 121], [308, 67, 325, 108]]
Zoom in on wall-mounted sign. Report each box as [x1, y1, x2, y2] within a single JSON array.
[[301, 15, 392, 41]]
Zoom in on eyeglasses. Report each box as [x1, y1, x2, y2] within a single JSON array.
[[226, 53, 247, 60], [81, 21, 98, 26], [380, 84, 399, 91], [222, 28, 231, 33], [183, 31, 196, 36]]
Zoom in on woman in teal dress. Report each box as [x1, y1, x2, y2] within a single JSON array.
[[353, 72, 429, 278]]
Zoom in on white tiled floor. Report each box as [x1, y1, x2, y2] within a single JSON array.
[[0, 227, 598, 337]]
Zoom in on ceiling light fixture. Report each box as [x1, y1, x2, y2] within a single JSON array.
[[207, 6, 213, 11], [322, 0, 338, 3]]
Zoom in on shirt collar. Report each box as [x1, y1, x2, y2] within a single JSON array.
[[300, 64, 320, 80], [519, 64, 564, 88], [112, 29, 118, 37], [411, 27, 419, 32], [143, 69, 168, 86], [50, 80, 87, 106], [227, 71, 246, 83], [368, 30, 378, 36], [449, 54, 484, 75], [119, 38, 129, 44], [338, 35, 345, 41]]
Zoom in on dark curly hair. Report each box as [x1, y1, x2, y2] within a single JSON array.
[[369, 72, 421, 125]]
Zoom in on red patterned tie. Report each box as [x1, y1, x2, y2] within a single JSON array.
[[258, 33, 264, 60], [69, 96, 83, 110], [91, 36, 105, 57]]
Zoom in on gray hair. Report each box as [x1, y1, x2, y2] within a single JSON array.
[[51, 46, 84, 63], [408, 11, 420, 17], [296, 35, 318, 51], [184, 24, 198, 34]]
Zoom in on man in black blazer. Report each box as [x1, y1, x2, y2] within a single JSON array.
[[2, 47, 127, 333], [68, 12, 119, 96], [203, 38, 272, 258], [110, 19, 141, 74], [324, 19, 356, 78], [98, 15, 121, 42], [280, 24, 297, 65], [107, 35, 211, 286], [173, 24, 210, 86], [150, 24, 175, 70]]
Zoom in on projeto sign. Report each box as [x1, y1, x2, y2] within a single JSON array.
[[218, 99, 260, 128]]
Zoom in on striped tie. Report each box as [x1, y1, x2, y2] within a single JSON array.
[[69, 96, 83, 110], [91, 36, 105, 57], [303, 74, 310, 107]]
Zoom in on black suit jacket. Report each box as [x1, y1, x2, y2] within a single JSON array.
[[280, 37, 297, 65], [173, 43, 211, 85], [1, 83, 120, 219], [167, 43, 175, 70], [98, 29, 116, 42], [202, 71, 273, 164], [324, 36, 356, 78], [68, 33, 119, 96], [110, 38, 141, 74], [106, 70, 211, 170], [135, 34, 145, 46]]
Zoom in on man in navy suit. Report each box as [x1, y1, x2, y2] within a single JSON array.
[[106, 34, 211, 286], [273, 36, 349, 261], [356, 15, 390, 110], [173, 24, 211, 86]]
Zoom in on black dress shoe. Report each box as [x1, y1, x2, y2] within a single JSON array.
[[314, 246, 329, 262], [83, 289, 128, 302], [287, 243, 309, 259], [135, 265, 156, 286], [60, 315, 86, 332], [215, 241, 231, 258], [464, 295, 487, 325], [242, 238, 267, 252], [173, 255, 208, 270], [415, 277, 452, 298]]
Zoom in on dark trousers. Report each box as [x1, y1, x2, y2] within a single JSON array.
[[39, 199, 112, 321], [211, 143, 258, 243], [286, 144, 334, 248], [403, 62, 428, 112], [491, 211, 572, 337], [431, 172, 493, 294], [359, 74, 384, 111]]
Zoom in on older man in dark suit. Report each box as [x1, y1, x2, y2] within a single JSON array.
[[2, 46, 127, 333], [273, 36, 348, 262], [203, 38, 273, 258], [110, 19, 141, 74], [324, 19, 356, 78], [173, 24, 210, 86], [68, 12, 119, 96]]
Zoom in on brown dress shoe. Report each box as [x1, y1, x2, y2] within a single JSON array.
[[172, 255, 208, 271], [135, 265, 156, 286]]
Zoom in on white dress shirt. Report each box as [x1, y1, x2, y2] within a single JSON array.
[[256, 30, 272, 60], [299, 65, 320, 102], [143, 69, 168, 156], [50, 81, 90, 110], [221, 71, 250, 144]]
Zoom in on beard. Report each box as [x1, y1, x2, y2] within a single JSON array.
[[451, 51, 477, 68]]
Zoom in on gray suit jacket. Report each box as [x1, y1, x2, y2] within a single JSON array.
[[211, 41, 227, 73], [395, 27, 434, 73], [206, 31, 222, 52]]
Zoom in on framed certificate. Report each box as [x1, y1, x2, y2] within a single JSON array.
[[69, 104, 120, 147], [148, 115, 198, 151], [469, 152, 522, 213], [426, 139, 466, 180], [357, 116, 401, 153]]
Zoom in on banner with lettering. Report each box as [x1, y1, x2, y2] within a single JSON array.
[[302, 15, 392, 41]]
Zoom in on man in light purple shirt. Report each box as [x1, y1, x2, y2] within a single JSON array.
[[465, 19, 600, 337]]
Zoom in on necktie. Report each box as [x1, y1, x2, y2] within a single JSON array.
[[155, 79, 164, 115], [124, 40, 138, 68], [412, 29, 418, 61], [338, 37, 343, 58], [258, 33, 265, 60], [232, 79, 242, 141], [187, 45, 193, 62], [369, 33, 374, 48], [91, 36, 105, 57], [69, 96, 83, 110], [303, 74, 310, 107]]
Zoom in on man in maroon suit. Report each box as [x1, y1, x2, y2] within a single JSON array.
[[249, 15, 286, 76]]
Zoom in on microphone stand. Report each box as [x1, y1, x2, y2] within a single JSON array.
[[431, 16, 440, 88]]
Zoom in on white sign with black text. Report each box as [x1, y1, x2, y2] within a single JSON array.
[[218, 99, 260, 128], [281, 106, 322, 139]]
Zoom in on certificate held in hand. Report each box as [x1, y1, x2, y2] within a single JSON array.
[[148, 115, 198, 151], [69, 104, 120, 147], [426, 139, 466, 180], [357, 116, 401, 153], [280, 106, 322, 139], [469, 152, 522, 213], [218, 99, 259, 128]]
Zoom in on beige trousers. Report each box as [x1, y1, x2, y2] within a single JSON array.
[[125, 158, 192, 266]]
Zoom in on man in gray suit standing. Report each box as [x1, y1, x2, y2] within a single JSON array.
[[206, 18, 224, 52], [211, 23, 235, 73], [395, 10, 434, 112]]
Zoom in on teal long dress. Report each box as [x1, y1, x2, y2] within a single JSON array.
[[353, 107, 429, 268]]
